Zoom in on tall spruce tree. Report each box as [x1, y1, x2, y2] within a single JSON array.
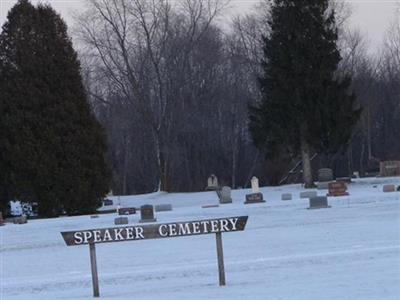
[[249, 0, 360, 187], [0, 0, 111, 216]]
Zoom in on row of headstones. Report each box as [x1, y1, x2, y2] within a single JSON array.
[[214, 176, 265, 205], [209, 173, 352, 209], [210, 174, 351, 205], [281, 192, 331, 209], [285, 180, 350, 200], [314, 169, 399, 193], [317, 168, 353, 190], [114, 204, 172, 225]]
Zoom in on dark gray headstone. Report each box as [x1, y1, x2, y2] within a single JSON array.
[[139, 205, 157, 223], [281, 193, 292, 201], [103, 199, 113, 206], [244, 192, 265, 204], [220, 186, 232, 204], [308, 196, 330, 209], [155, 204, 172, 212], [90, 215, 99, 219], [114, 217, 129, 225], [318, 168, 333, 182], [300, 191, 317, 199], [0, 212, 4, 226]]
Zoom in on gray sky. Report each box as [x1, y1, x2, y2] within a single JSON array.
[[0, 0, 398, 52]]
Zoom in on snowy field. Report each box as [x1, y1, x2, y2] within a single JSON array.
[[1, 177, 400, 300]]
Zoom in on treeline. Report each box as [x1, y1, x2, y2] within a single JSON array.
[[1, 0, 399, 215], [76, 0, 399, 194]]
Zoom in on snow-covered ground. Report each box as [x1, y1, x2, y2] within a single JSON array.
[[1, 177, 400, 299]]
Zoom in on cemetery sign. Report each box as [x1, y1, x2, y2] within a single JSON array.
[[61, 216, 248, 298], [61, 216, 247, 246]]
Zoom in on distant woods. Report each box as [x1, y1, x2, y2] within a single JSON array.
[[76, 0, 256, 193], [74, 0, 399, 194]]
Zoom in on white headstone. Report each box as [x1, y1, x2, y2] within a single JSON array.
[[206, 174, 219, 191], [251, 176, 259, 193]]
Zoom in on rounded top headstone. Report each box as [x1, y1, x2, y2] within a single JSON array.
[[251, 176, 259, 193]]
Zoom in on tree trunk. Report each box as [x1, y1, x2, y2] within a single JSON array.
[[155, 132, 169, 192], [301, 137, 314, 188], [122, 136, 129, 195], [347, 143, 353, 177], [359, 138, 365, 176], [160, 155, 169, 192]]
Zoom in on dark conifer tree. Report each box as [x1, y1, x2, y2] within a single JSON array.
[[0, 0, 111, 216], [249, 0, 360, 187]]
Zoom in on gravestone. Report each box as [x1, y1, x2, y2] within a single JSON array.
[[206, 174, 219, 191], [245, 176, 264, 204], [139, 205, 157, 223], [103, 199, 113, 206], [114, 217, 129, 225], [251, 176, 260, 193], [155, 204, 173, 212], [281, 193, 292, 201], [90, 215, 99, 219], [244, 193, 264, 204], [318, 168, 333, 182], [327, 181, 349, 197], [118, 207, 136, 215], [318, 169, 333, 191], [383, 184, 396, 193], [308, 196, 330, 209], [13, 216, 27, 224], [0, 212, 4, 226], [220, 186, 232, 204], [300, 191, 317, 199]]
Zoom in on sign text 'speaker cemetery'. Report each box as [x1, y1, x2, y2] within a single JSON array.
[[62, 216, 247, 245], [61, 216, 248, 297]]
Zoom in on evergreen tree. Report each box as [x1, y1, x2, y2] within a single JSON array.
[[249, 0, 360, 187], [0, 0, 111, 216]]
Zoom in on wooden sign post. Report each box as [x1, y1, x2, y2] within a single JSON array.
[[61, 216, 248, 297], [215, 232, 225, 286], [89, 243, 100, 297]]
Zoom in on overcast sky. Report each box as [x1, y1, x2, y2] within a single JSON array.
[[0, 0, 399, 52]]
